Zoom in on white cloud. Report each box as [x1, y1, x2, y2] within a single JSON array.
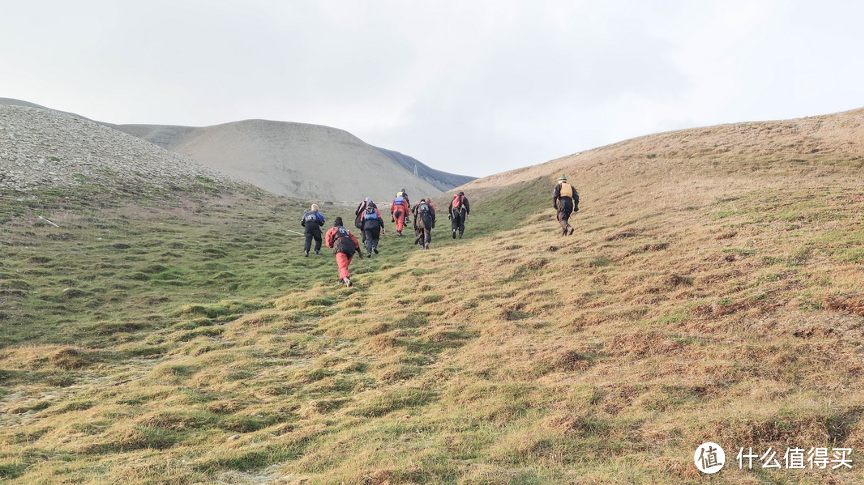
[[3, 0, 864, 177]]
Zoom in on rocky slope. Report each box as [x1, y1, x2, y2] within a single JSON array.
[[0, 105, 234, 193]]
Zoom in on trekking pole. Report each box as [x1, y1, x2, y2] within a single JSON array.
[[39, 216, 60, 227]]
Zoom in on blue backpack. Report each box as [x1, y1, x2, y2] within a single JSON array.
[[364, 206, 379, 220]]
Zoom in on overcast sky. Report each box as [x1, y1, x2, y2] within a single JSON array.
[[3, 1, 863, 177]]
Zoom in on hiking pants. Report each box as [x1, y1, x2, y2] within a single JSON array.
[[557, 198, 574, 233], [363, 227, 381, 253], [451, 209, 466, 236], [335, 252, 353, 280], [417, 215, 433, 246], [304, 226, 322, 253], [393, 208, 406, 232]]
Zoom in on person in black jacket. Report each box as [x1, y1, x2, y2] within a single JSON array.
[[552, 175, 579, 236], [359, 202, 385, 257], [354, 197, 376, 230], [300, 204, 325, 256], [412, 198, 436, 249], [448, 191, 470, 239]]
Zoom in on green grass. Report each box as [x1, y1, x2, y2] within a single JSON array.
[[2, 165, 864, 484]]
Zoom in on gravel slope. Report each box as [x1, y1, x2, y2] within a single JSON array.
[[0, 105, 233, 193]]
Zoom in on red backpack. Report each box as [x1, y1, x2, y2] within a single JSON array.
[[451, 194, 464, 210]]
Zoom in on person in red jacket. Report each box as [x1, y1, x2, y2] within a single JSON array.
[[390, 190, 411, 236], [324, 217, 363, 287]]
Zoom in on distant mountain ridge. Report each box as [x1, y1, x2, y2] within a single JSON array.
[[110, 120, 452, 202], [373, 146, 475, 192], [0, 98, 474, 202]]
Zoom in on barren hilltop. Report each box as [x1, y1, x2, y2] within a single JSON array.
[[0, 105, 236, 194], [0, 97, 474, 202], [113, 119, 455, 202]]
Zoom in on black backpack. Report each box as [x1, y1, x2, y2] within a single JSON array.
[[333, 227, 355, 256]]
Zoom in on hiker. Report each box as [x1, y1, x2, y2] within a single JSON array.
[[354, 197, 377, 230], [390, 190, 411, 236], [552, 175, 579, 236], [448, 191, 470, 239], [300, 204, 325, 256], [359, 200, 385, 257], [324, 217, 363, 287], [412, 198, 436, 249]]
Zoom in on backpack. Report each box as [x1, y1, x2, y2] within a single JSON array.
[[418, 202, 430, 214], [393, 196, 406, 207], [364, 206, 379, 220], [304, 213, 318, 224], [333, 227, 355, 256], [451, 195, 464, 210]]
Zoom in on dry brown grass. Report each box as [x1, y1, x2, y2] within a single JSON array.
[[3, 108, 864, 483]]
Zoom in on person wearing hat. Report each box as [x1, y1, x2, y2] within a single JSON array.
[[412, 198, 436, 249], [324, 216, 363, 287], [552, 175, 579, 236], [390, 190, 411, 236], [300, 203, 325, 256], [354, 197, 377, 230], [359, 200, 385, 257], [448, 191, 470, 239]]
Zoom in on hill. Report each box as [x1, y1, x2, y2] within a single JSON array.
[[1, 107, 863, 484], [112, 119, 449, 202], [0, 97, 91, 120], [0, 98, 474, 202], [0, 105, 237, 194]]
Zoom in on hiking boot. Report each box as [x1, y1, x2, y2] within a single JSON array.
[[344, 277, 352, 287], [367, 251, 372, 258], [304, 251, 309, 257], [452, 229, 457, 239], [315, 250, 321, 255], [567, 226, 574, 236], [458, 232, 463, 239], [373, 247, 378, 254], [397, 231, 402, 236]]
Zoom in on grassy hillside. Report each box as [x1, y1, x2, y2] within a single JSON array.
[[2, 111, 864, 484]]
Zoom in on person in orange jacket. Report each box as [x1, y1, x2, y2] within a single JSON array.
[[324, 217, 363, 287], [390, 190, 411, 236], [412, 198, 436, 250]]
